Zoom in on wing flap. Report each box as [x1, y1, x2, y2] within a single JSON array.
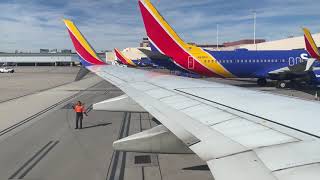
[[212, 118, 297, 148], [255, 140, 320, 171], [207, 151, 276, 180], [274, 163, 320, 180]]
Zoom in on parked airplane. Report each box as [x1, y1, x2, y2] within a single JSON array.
[[138, 0, 320, 88], [64, 16, 320, 180], [115, 46, 200, 77], [114, 48, 137, 67], [138, 48, 201, 77], [115, 48, 161, 67]]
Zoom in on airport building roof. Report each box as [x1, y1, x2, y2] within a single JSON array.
[[0, 52, 106, 63], [221, 33, 320, 50], [0, 53, 77, 57]]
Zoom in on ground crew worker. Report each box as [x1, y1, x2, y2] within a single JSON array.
[[73, 101, 88, 129]]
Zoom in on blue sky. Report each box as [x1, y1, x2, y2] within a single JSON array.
[[0, 0, 320, 52]]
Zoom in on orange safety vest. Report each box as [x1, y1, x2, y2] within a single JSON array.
[[74, 105, 85, 113]]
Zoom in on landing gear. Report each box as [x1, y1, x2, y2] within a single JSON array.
[[276, 80, 287, 89], [290, 80, 301, 89], [257, 78, 267, 86]]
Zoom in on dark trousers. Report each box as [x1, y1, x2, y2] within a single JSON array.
[[76, 113, 83, 129]]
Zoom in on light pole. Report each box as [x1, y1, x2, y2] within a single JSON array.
[[216, 24, 219, 50], [253, 10, 257, 50]]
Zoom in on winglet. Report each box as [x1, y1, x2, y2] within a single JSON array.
[[63, 19, 105, 66], [303, 27, 320, 60], [114, 48, 137, 67]]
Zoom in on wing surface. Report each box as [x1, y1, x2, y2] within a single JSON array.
[[89, 65, 320, 180]]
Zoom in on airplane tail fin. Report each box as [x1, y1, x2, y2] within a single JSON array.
[[138, 0, 189, 54], [114, 48, 136, 67], [63, 19, 105, 66], [303, 28, 320, 60]]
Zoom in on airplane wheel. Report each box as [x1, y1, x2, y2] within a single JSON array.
[[257, 78, 267, 86], [277, 81, 287, 89]]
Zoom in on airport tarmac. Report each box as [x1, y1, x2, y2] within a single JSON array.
[[1, 67, 319, 180], [0, 67, 93, 102], [0, 67, 212, 180]]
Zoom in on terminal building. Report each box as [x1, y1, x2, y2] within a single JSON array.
[[221, 33, 320, 50], [0, 53, 78, 66], [0, 50, 106, 66], [137, 33, 320, 52]]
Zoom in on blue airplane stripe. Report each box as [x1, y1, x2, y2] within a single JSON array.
[[203, 49, 310, 78], [78, 56, 93, 67]]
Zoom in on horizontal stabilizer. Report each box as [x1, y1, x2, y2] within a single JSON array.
[[93, 95, 146, 112], [113, 125, 193, 154], [138, 48, 171, 60]]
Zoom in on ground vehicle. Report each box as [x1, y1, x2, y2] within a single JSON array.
[[0, 67, 14, 73]]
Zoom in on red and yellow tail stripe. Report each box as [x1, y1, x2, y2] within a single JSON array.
[[114, 48, 137, 67], [138, 0, 234, 78], [303, 28, 320, 59], [63, 19, 105, 66]]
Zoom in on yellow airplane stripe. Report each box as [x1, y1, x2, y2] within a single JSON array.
[[303, 28, 320, 56], [63, 19, 100, 60], [143, 0, 234, 77], [123, 55, 136, 66], [117, 49, 136, 66], [143, 0, 187, 48]]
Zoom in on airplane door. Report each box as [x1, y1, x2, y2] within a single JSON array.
[[188, 56, 194, 69]]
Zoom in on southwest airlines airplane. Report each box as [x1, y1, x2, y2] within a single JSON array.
[[114, 48, 137, 67], [114, 48, 158, 67], [115, 47, 200, 77], [138, 0, 320, 88], [64, 12, 320, 180]]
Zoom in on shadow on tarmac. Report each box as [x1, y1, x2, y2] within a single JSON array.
[[183, 165, 210, 171], [82, 122, 112, 129]]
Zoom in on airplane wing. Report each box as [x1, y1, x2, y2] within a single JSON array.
[[63, 19, 320, 180], [89, 65, 320, 180]]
